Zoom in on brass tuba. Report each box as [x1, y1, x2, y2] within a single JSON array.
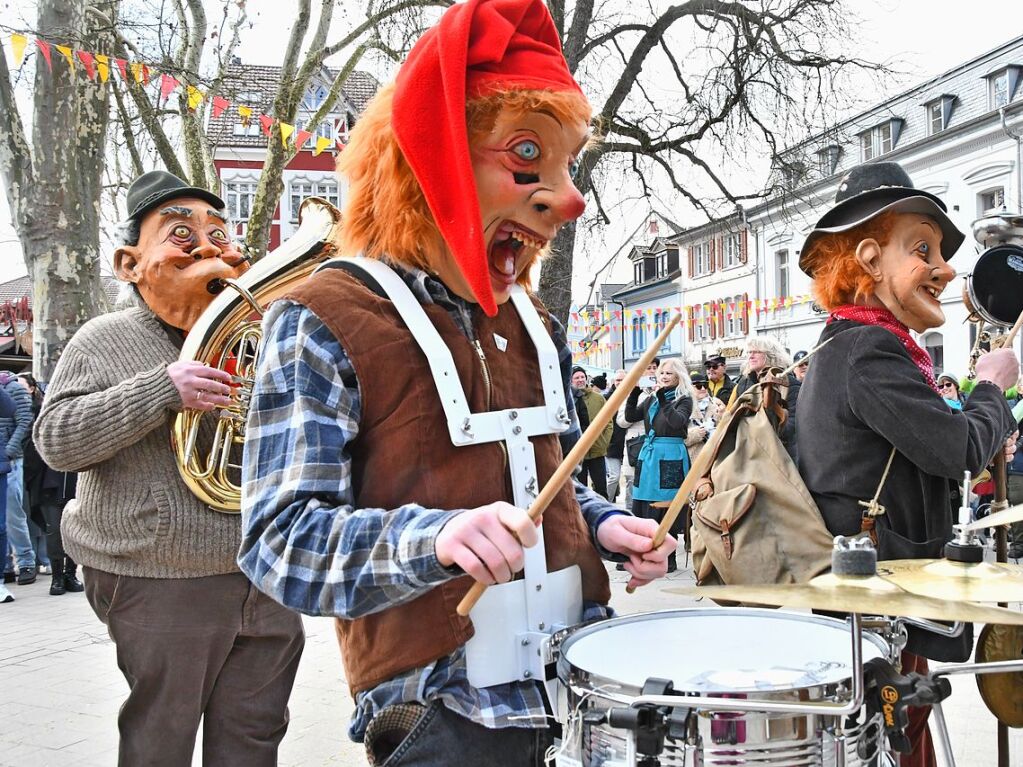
[[172, 197, 341, 512]]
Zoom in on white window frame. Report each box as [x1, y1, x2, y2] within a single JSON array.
[[859, 122, 896, 161], [694, 308, 707, 342], [289, 178, 340, 222], [776, 250, 789, 300], [990, 70, 1010, 110], [693, 241, 710, 276], [928, 101, 944, 135], [979, 187, 1006, 216], [224, 181, 258, 222], [723, 233, 741, 269]]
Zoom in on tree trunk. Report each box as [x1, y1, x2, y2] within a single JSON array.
[[23, 0, 114, 380], [244, 130, 288, 259], [538, 219, 578, 325]]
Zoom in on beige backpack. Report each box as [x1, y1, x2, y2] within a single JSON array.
[[690, 383, 834, 586]]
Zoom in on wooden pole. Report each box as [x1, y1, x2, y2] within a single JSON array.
[[455, 314, 681, 617]]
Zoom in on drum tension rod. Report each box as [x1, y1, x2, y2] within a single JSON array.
[[596, 678, 692, 766], [862, 657, 952, 755]]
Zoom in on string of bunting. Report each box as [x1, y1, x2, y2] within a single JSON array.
[[5, 32, 342, 156], [567, 293, 816, 335]]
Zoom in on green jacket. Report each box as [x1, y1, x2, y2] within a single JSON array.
[[580, 388, 613, 459]]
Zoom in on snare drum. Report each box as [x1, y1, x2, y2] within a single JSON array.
[[554, 608, 892, 767]]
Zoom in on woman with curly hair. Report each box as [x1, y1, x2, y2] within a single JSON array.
[[795, 161, 1019, 767]]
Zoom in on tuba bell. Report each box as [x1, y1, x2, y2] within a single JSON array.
[[172, 197, 341, 513]]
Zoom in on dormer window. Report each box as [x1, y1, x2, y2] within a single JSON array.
[[859, 118, 904, 162], [925, 95, 956, 135], [817, 144, 842, 176], [987, 66, 1022, 110]]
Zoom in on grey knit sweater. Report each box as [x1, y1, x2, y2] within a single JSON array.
[[34, 305, 241, 578]]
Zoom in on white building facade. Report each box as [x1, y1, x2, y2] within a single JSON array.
[[748, 35, 1023, 371]]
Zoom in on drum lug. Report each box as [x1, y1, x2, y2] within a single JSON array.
[[605, 678, 691, 766]]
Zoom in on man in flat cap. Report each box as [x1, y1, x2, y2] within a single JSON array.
[[35, 171, 304, 766], [239, 0, 675, 763]]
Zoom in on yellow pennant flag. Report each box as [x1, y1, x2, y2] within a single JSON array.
[[130, 62, 145, 83], [55, 44, 75, 72], [186, 85, 204, 110], [238, 105, 253, 124], [279, 122, 295, 148], [313, 136, 331, 156], [94, 53, 110, 82], [10, 34, 27, 66]]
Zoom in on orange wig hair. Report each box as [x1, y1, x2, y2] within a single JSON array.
[[338, 82, 591, 287], [803, 211, 897, 310]]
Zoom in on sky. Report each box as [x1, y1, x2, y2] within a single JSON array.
[[0, 0, 1016, 289]]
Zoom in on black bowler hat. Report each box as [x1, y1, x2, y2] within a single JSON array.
[[704, 355, 726, 368], [798, 161, 964, 276], [126, 170, 225, 222]]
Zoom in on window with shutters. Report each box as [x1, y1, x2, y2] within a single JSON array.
[[739, 294, 749, 335], [692, 241, 713, 276]]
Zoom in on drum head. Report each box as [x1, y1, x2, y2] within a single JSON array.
[[968, 244, 1023, 326], [560, 608, 887, 694]]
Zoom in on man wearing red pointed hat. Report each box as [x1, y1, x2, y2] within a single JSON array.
[[239, 0, 676, 763]]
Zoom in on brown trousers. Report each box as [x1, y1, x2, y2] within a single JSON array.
[[84, 568, 305, 767]]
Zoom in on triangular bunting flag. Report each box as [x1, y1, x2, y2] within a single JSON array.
[[258, 114, 274, 137], [10, 34, 27, 66], [76, 50, 96, 80], [313, 136, 331, 156], [186, 85, 203, 110], [114, 57, 128, 82], [279, 122, 295, 147], [211, 96, 230, 118], [94, 53, 110, 83], [35, 39, 52, 71], [294, 129, 312, 150], [55, 44, 74, 73], [159, 73, 180, 101], [130, 62, 148, 84]]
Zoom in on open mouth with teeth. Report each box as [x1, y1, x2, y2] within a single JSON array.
[[489, 220, 549, 287], [921, 284, 943, 302]]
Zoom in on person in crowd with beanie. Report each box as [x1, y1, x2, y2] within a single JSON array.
[[34, 170, 304, 766], [936, 372, 965, 410], [238, 2, 675, 763], [624, 358, 693, 572], [795, 161, 1019, 767], [792, 350, 809, 381]]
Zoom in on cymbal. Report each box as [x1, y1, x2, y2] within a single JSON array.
[[877, 559, 1023, 603], [964, 503, 1023, 532], [663, 575, 1023, 625]]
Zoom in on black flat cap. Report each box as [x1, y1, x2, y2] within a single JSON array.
[[799, 161, 964, 276], [690, 372, 709, 385], [704, 355, 726, 367], [793, 350, 808, 363], [126, 170, 226, 221]]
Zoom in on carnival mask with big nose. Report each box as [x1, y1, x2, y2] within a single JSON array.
[[114, 198, 249, 332]]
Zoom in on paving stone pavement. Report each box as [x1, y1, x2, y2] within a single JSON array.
[[1, 562, 1019, 766]]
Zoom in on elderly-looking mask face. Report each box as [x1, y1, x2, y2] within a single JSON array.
[[855, 213, 955, 333], [435, 105, 588, 307], [114, 198, 249, 331]]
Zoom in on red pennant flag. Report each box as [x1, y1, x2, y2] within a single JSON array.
[[76, 50, 96, 80], [258, 114, 274, 137], [35, 39, 52, 72], [115, 57, 129, 82], [294, 129, 313, 150], [159, 73, 180, 101], [211, 96, 230, 118]]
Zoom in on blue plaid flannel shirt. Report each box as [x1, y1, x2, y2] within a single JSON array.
[[239, 265, 624, 741]]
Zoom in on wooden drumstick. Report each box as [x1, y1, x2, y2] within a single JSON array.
[[455, 314, 681, 617]]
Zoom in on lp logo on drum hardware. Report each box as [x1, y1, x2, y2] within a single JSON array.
[[880, 685, 900, 727]]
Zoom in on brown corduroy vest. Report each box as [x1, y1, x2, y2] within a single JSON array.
[[285, 266, 611, 693]]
